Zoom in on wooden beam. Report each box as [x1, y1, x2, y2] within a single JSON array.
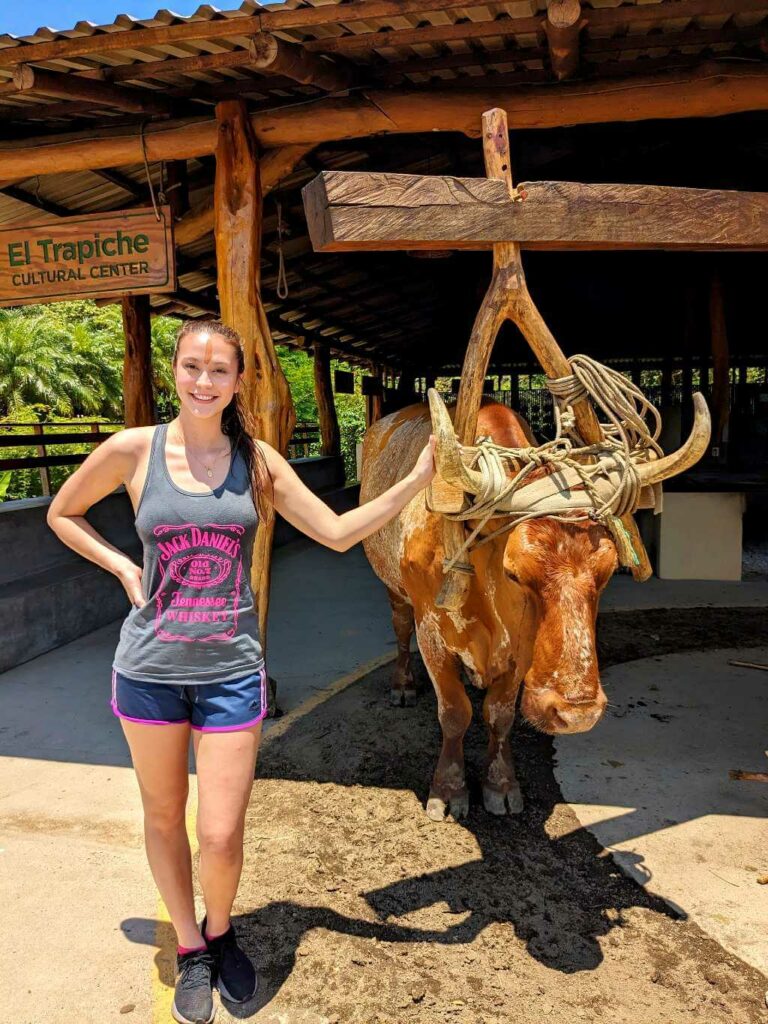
[[302, 171, 768, 252], [97, 47, 266, 83], [176, 144, 311, 246], [0, 184, 72, 218], [121, 295, 154, 428], [173, 287, 219, 316], [545, 0, 584, 81], [304, 15, 541, 53], [214, 98, 295, 649], [1, 64, 767, 180], [12, 65, 173, 117], [91, 167, 146, 200], [313, 342, 341, 458], [249, 32, 352, 92]]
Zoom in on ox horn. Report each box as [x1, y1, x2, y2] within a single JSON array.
[[427, 388, 484, 493], [636, 392, 711, 487]]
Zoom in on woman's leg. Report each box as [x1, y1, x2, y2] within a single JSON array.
[[121, 720, 204, 949], [193, 723, 262, 936]]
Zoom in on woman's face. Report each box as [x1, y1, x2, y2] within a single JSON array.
[[174, 331, 242, 419]]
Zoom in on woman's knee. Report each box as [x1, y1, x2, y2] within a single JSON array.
[[143, 794, 188, 835], [197, 822, 243, 860]]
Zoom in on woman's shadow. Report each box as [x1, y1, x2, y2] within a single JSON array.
[[122, 663, 680, 1013]]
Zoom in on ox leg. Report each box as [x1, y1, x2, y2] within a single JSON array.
[[386, 587, 417, 707], [417, 625, 471, 821], [482, 672, 524, 816]]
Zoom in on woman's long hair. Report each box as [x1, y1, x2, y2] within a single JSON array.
[[172, 320, 274, 524]]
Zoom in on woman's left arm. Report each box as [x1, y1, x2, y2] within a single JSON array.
[[259, 436, 436, 552]]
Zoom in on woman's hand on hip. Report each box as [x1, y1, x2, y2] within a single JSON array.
[[117, 561, 145, 607]]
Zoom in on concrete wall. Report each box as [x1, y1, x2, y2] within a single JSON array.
[[654, 492, 745, 581], [637, 491, 746, 581], [0, 455, 355, 674]]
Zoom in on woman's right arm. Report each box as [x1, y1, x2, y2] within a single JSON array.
[[47, 430, 147, 606]]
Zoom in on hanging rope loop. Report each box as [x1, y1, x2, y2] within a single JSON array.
[[139, 121, 162, 222], [276, 200, 289, 300]]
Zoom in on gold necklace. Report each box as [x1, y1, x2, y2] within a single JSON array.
[[173, 426, 231, 479]]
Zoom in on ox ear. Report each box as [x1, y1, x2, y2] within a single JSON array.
[[636, 392, 711, 486], [427, 389, 483, 494]]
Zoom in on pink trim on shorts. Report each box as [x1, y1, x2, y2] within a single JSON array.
[[189, 706, 268, 733], [110, 669, 188, 727]]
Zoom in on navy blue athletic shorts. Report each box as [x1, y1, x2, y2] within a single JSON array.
[[111, 668, 267, 732]]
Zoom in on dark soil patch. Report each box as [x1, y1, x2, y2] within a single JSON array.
[[223, 607, 768, 1024]]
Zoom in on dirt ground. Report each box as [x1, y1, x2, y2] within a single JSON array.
[[201, 607, 768, 1024]]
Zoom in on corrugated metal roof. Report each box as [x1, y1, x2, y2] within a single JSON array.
[[0, 1, 764, 103]]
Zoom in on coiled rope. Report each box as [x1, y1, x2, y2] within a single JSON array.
[[441, 355, 664, 573]]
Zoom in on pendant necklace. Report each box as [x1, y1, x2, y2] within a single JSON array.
[[174, 426, 231, 479]]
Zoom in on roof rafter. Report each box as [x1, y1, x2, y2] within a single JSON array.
[[10, 64, 175, 116]]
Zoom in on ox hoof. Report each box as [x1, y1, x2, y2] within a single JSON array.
[[426, 789, 469, 821], [483, 785, 524, 816], [390, 687, 418, 707]]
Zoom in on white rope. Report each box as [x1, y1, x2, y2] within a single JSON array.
[[441, 355, 663, 573]]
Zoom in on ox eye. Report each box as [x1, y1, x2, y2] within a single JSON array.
[[506, 570, 520, 584]]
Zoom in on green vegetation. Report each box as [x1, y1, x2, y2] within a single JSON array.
[[0, 302, 366, 500]]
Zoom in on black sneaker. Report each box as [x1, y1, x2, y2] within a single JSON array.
[[171, 948, 216, 1024], [202, 918, 258, 1004]]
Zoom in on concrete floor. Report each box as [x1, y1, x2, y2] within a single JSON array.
[[1, 542, 767, 1022], [0, 540, 394, 1024], [554, 648, 768, 975]]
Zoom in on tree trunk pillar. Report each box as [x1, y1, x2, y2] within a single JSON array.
[[313, 341, 341, 457], [121, 294, 154, 427], [214, 98, 296, 648]]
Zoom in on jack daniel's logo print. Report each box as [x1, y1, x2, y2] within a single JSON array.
[[153, 522, 245, 642]]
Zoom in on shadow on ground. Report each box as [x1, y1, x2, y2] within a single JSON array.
[[125, 607, 768, 1023]]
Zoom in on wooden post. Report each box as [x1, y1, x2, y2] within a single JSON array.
[[544, 0, 584, 81], [699, 356, 709, 397], [165, 159, 190, 220], [121, 295, 154, 428], [365, 365, 383, 428], [214, 99, 296, 648], [33, 422, 50, 497], [681, 357, 693, 438], [313, 341, 341, 457], [709, 268, 729, 455]]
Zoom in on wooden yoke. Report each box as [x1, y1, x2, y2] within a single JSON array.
[[437, 108, 651, 609]]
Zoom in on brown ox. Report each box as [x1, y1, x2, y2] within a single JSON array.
[[361, 396, 709, 821]]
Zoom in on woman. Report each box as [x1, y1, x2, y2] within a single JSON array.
[[47, 319, 435, 1024]]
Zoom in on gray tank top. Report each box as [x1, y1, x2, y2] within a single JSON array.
[[113, 423, 264, 684]]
